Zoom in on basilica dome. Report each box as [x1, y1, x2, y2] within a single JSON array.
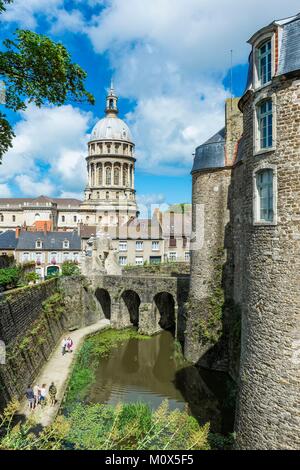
[[90, 116, 133, 143]]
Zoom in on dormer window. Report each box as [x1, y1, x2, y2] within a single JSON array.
[[258, 39, 272, 86], [254, 36, 274, 89], [36, 239, 42, 249], [63, 240, 69, 249]]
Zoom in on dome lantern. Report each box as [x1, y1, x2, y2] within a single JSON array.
[[105, 79, 118, 117]]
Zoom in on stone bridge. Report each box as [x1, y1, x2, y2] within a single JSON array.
[[89, 274, 190, 341]]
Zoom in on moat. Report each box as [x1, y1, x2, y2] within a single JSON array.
[[86, 331, 235, 434]]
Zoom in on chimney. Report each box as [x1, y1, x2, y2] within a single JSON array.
[[16, 226, 21, 238]]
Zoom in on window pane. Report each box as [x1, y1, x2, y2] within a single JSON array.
[[256, 169, 274, 222], [258, 100, 273, 149], [259, 40, 272, 85]]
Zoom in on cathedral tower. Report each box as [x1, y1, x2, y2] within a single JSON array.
[[80, 83, 138, 226]]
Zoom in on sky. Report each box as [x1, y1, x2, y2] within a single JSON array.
[[0, 0, 299, 206]]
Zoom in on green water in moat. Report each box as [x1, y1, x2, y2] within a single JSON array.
[[86, 331, 235, 434]]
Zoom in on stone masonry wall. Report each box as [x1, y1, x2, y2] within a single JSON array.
[[185, 168, 232, 369], [234, 77, 300, 449], [0, 279, 59, 344], [0, 277, 103, 407]]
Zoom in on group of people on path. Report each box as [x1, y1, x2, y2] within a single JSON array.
[[61, 336, 74, 356], [24, 335, 74, 411], [25, 382, 57, 410]]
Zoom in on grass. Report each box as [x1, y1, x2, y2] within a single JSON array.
[[64, 328, 150, 407]]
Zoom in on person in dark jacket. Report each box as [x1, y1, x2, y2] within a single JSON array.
[[48, 382, 57, 406], [25, 385, 35, 410]]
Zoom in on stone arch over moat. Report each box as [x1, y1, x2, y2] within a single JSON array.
[[120, 289, 141, 328], [91, 274, 189, 338], [153, 292, 176, 336], [95, 288, 111, 320]]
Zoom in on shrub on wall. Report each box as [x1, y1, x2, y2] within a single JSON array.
[[0, 266, 21, 290], [23, 272, 40, 284], [61, 261, 80, 277]]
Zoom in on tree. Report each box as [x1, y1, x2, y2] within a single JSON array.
[[0, 0, 94, 163]]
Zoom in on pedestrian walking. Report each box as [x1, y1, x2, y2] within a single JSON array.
[[61, 337, 67, 356], [48, 382, 57, 406], [25, 385, 35, 411], [33, 383, 40, 408], [39, 384, 47, 406], [66, 337, 73, 353]]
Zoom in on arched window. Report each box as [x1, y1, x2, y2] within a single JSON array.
[[114, 166, 120, 186], [123, 164, 128, 186], [98, 164, 102, 186], [0, 214, 3, 222], [91, 164, 95, 186], [35, 213, 40, 220], [106, 166, 111, 185], [106, 191, 109, 200], [257, 39, 272, 86]]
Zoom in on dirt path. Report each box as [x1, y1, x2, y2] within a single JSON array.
[[20, 319, 110, 427]]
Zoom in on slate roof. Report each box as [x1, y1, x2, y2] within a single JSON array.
[[16, 231, 81, 251], [244, 13, 300, 94], [0, 196, 82, 207], [0, 230, 17, 250], [191, 128, 225, 173]]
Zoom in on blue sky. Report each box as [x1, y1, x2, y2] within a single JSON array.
[[0, 0, 299, 206]]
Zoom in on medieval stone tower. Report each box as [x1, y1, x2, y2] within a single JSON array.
[[188, 13, 300, 450], [80, 83, 138, 226]]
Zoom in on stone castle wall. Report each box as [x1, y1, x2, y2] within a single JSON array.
[[185, 168, 232, 369], [0, 279, 59, 344], [0, 277, 103, 407], [233, 77, 300, 450]]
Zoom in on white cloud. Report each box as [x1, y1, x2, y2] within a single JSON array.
[[2, 0, 300, 179], [1, 0, 64, 28], [49, 8, 85, 34], [0, 103, 92, 196], [85, 0, 300, 173], [137, 193, 166, 206], [0, 184, 12, 198], [15, 175, 55, 197]]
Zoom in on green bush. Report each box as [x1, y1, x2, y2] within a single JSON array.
[[24, 271, 40, 284], [61, 261, 80, 277], [0, 266, 21, 289], [0, 400, 210, 450]]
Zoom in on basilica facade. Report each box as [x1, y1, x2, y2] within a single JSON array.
[[0, 85, 191, 267]]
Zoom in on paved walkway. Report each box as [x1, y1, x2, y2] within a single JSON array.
[[20, 319, 110, 427]]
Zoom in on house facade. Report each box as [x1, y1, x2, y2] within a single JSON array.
[[15, 231, 81, 278]]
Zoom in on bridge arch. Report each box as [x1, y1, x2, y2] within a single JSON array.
[[95, 288, 111, 320], [121, 290, 141, 328], [153, 292, 176, 336]]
